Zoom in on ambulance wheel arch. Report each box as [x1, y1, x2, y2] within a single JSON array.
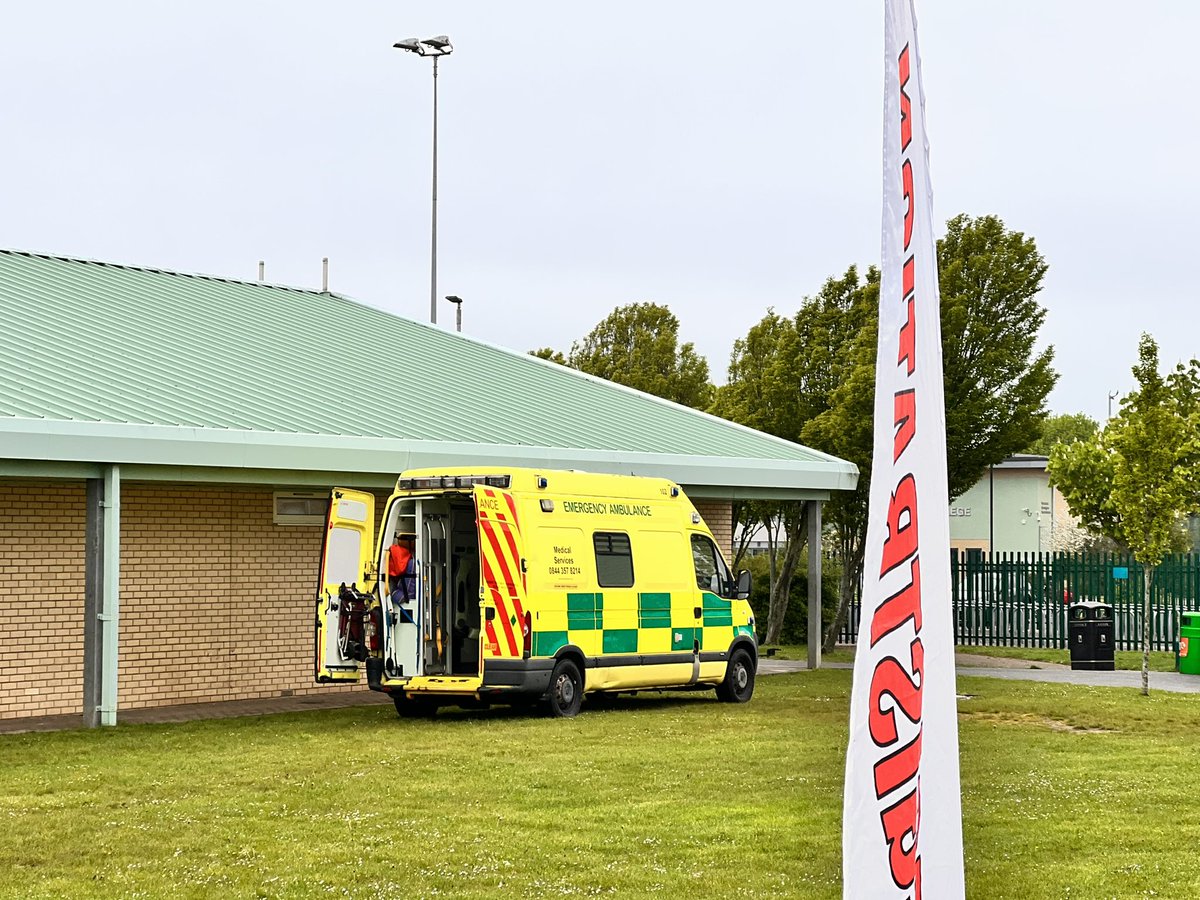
[[727, 635, 758, 667]]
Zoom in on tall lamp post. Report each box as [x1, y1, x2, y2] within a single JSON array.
[[445, 295, 463, 332], [394, 35, 454, 325]]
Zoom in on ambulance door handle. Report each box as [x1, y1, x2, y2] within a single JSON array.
[[485, 607, 496, 621], [694, 607, 701, 619]]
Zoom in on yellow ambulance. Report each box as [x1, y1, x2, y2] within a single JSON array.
[[315, 467, 756, 717]]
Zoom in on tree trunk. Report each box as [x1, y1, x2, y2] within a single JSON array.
[[763, 504, 808, 645], [824, 537, 864, 653], [767, 514, 779, 610], [823, 561, 854, 654], [730, 502, 754, 570], [1142, 564, 1154, 697]]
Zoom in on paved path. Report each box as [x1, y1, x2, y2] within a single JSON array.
[[3, 655, 1196, 735], [952, 665, 1200, 693], [758, 654, 1200, 694]]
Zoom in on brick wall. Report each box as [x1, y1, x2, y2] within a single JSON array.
[[0, 481, 86, 719], [693, 499, 733, 560], [115, 483, 369, 711], [0, 481, 384, 720]]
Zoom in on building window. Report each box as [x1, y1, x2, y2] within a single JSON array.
[[593, 532, 634, 587], [273, 491, 329, 526]]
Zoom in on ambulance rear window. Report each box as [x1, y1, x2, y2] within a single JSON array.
[[593, 532, 634, 587]]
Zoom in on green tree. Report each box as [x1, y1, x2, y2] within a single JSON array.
[[717, 214, 1057, 650], [1049, 335, 1200, 694], [940, 214, 1058, 500], [529, 347, 567, 365], [1024, 412, 1099, 455], [714, 268, 876, 645], [567, 302, 714, 409], [714, 311, 807, 638], [803, 293, 877, 652]]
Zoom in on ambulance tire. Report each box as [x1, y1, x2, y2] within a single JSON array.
[[716, 648, 755, 703], [545, 658, 583, 718], [393, 695, 437, 719], [588, 691, 615, 708]]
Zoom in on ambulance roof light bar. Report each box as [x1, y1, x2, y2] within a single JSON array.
[[397, 474, 510, 491]]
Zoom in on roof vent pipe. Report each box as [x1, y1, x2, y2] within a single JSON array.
[[257, 260, 265, 282], [321, 257, 329, 292]]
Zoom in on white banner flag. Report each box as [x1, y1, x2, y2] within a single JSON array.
[[842, 2, 964, 898]]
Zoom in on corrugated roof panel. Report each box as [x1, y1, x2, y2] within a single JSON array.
[[0, 250, 852, 471]]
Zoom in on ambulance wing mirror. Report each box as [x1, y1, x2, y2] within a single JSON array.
[[736, 569, 752, 601]]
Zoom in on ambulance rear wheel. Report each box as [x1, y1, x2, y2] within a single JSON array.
[[716, 648, 755, 703], [393, 695, 437, 719], [545, 658, 583, 718]]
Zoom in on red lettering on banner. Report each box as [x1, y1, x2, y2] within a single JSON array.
[[898, 300, 916, 378], [902, 160, 915, 249], [871, 558, 923, 646], [861, 37, 928, 896], [879, 474, 918, 577], [893, 389, 915, 462], [868, 639, 924, 746], [880, 786, 923, 897], [874, 726, 923, 799]]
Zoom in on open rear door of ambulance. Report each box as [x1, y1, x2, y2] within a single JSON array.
[[473, 484, 528, 671], [315, 488, 376, 683]]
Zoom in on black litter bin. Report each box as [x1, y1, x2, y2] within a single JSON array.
[[1068, 600, 1115, 671]]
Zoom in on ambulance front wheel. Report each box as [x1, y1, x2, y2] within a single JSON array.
[[717, 648, 755, 703], [545, 658, 583, 718]]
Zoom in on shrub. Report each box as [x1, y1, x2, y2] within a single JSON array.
[[742, 552, 841, 644]]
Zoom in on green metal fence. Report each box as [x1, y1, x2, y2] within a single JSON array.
[[839, 551, 1200, 652]]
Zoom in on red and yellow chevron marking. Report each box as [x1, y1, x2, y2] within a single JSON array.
[[477, 488, 527, 658], [501, 492, 528, 595]]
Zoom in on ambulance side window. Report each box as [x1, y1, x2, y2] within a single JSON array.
[[593, 532, 634, 587], [691, 534, 731, 596]]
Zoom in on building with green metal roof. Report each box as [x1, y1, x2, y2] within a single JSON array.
[[0, 249, 854, 495], [0, 249, 856, 725]]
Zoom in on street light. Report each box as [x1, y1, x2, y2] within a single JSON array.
[[394, 35, 454, 325], [446, 295, 463, 332]]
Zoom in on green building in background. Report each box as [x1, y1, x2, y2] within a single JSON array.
[[949, 455, 1073, 554]]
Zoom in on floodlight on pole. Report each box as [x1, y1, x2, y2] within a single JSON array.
[[446, 295, 463, 332], [393, 34, 454, 325]]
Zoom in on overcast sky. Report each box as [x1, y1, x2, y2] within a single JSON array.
[[2, 2, 1195, 426]]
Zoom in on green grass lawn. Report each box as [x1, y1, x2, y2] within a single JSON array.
[[758, 644, 855, 664], [3, 673, 1199, 898]]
